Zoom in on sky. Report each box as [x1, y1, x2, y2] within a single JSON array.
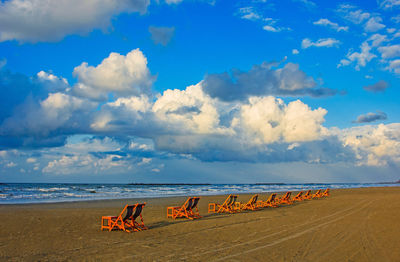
[[0, 0, 399, 183]]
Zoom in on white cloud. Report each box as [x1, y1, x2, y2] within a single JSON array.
[[6, 162, 17, 168], [73, 49, 154, 99], [339, 42, 376, 70], [263, 25, 281, 32], [367, 34, 388, 48], [235, 96, 327, 144], [342, 123, 400, 166], [238, 7, 262, 21], [293, 0, 316, 8], [378, 44, 400, 59], [302, 38, 341, 49], [313, 18, 348, 32], [387, 59, 400, 74], [0, 0, 150, 43], [42, 154, 133, 175], [392, 15, 400, 23], [378, 0, 400, 10], [292, 49, 299, 55], [238, 7, 288, 33], [338, 7, 370, 24], [26, 157, 37, 163], [165, 0, 183, 4], [364, 17, 386, 32], [153, 84, 224, 135], [1, 92, 96, 137], [387, 28, 396, 34]]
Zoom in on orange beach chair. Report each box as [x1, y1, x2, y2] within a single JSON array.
[[235, 194, 259, 211], [312, 189, 322, 199], [277, 191, 293, 205], [167, 197, 201, 219], [257, 193, 278, 208], [208, 194, 238, 213], [101, 203, 147, 232], [321, 188, 330, 197], [292, 191, 303, 202], [303, 190, 312, 200]]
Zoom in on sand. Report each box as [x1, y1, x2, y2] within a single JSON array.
[[1, 187, 399, 261]]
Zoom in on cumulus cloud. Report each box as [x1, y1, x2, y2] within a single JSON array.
[[301, 38, 341, 49], [339, 42, 376, 70], [1, 92, 96, 137], [364, 17, 386, 32], [234, 96, 327, 144], [313, 18, 348, 32], [73, 49, 155, 99], [1, 49, 400, 169], [342, 123, 400, 166], [363, 80, 389, 93], [367, 34, 388, 48], [386, 59, 400, 74], [337, 5, 370, 24], [149, 26, 175, 46], [352, 111, 387, 123], [202, 62, 337, 102], [0, 0, 150, 43], [292, 49, 299, 55], [378, 44, 400, 59]]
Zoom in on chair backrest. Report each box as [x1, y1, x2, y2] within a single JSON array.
[[123, 205, 135, 221], [192, 197, 200, 209], [315, 189, 321, 195], [304, 190, 311, 197], [295, 191, 303, 197], [185, 198, 194, 211], [266, 193, 276, 202], [283, 191, 291, 199], [271, 193, 276, 202], [232, 195, 237, 206], [252, 195, 258, 204], [132, 204, 144, 220]]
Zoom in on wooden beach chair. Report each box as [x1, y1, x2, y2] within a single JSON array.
[[208, 194, 238, 213], [167, 197, 201, 219], [257, 193, 278, 208], [236, 194, 259, 211], [312, 189, 322, 199], [101, 203, 147, 232], [321, 188, 330, 197], [292, 191, 304, 202], [303, 190, 312, 200], [277, 191, 293, 205]]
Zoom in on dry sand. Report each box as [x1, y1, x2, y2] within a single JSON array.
[[0, 187, 399, 261]]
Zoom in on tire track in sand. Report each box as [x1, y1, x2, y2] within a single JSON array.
[[174, 199, 369, 261], [210, 200, 372, 262]]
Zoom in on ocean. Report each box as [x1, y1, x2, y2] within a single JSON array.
[[1, 182, 398, 204]]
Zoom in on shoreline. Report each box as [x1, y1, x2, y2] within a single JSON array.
[[1, 187, 400, 261], [1, 184, 399, 206]]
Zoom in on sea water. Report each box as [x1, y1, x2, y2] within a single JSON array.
[[0, 182, 398, 204]]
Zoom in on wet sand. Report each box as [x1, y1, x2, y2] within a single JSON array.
[[1, 187, 399, 261]]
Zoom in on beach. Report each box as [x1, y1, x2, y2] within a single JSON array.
[[1, 187, 399, 261]]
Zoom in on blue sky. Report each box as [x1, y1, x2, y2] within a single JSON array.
[[0, 0, 399, 183]]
